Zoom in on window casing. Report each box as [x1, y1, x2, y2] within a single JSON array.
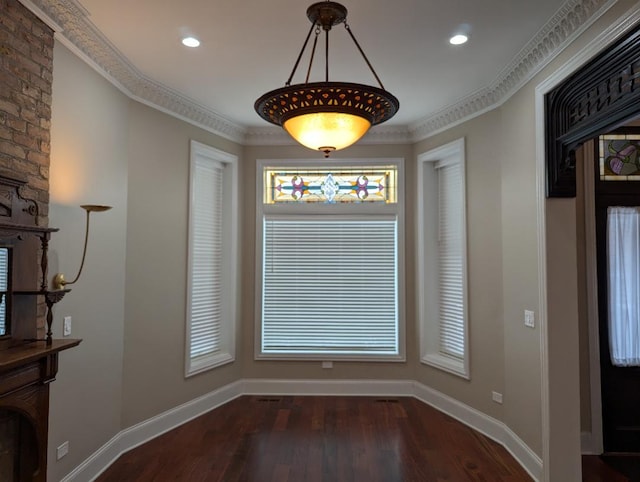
[[185, 141, 238, 376], [255, 159, 405, 361], [417, 138, 469, 378]]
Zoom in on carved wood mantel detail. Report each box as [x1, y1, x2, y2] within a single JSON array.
[[0, 171, 81, 481], [545, 25, 640, 197]]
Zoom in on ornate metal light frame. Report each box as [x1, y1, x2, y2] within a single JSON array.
[[254, 1, 399, 157]]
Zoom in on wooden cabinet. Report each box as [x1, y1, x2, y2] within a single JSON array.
[[0, 169, 80, 481]]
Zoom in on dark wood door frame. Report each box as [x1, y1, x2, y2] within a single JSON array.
[[545, 25, 640, 198]]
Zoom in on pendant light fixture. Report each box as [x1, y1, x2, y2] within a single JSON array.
[[254, 1, 399, 157]]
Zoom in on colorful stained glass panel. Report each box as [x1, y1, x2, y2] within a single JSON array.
[[599, 133, 640, 181], [264, 167, 397, 204]]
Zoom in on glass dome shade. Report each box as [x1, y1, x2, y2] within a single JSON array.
[[283, 112, 371, 156]]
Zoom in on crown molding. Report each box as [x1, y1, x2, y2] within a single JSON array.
[[28, 0, 615, 147], [29, 0, 247, 144], [408, 0, 616, 141]]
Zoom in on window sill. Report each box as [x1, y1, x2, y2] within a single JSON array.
[[421, 352, 469, 379], [255, 353, 406, 363], [186, 352, 235, 377]]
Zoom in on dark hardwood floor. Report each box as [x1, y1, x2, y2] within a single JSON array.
[[96, 396, 533, 481], [95, 395, 639, 481], [582, 454, 640, 482]]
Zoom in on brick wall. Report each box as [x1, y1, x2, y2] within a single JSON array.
[[0, 0, 54, 334], [0, 0, 53, 226]]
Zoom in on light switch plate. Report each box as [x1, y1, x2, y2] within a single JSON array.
[[524, 310, 535, 328], [63, 316, 72, 336]]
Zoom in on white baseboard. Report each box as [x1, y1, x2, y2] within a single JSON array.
[[61, 378, 541, 482], [61, 380, 243, 482], [412, 382, 543, 481], [240, 377, 415, 396], [581, 431, 600, 455]]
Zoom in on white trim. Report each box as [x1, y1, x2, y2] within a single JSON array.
[[417, 138, 470, 379], [413, 382, 542, 481], [185, 141, 239, 377], [422, 353, 469, 379], [59, 381, 244, 482], [240, 378, 414, 397], [582, 140, 604, 455], [254, 158, 406, 363], [534, 77, 551, 482], [535, 3, 640, 97], [581, 431, 600, 455], [60, 379, 541, 482], [408, 0, 616, 142], [534, 4, 640, 480], [190, 140, 238, 164]]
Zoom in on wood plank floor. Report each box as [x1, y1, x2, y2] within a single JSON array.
[[96, 396, 533, 481], [582, 455, 640, 482]]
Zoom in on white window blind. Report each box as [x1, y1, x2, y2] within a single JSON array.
[[437, 161, 465, 359], [189, 159, 223, 361], [262, 217, 398, 356], [186, 141, 237, 376], [418, 138, 468, 378]]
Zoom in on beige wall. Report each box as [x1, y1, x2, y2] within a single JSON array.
[[47, 42, 247, 477], [500, 81, 544, 456], [413, 110, 507, 422], [122, 100, 244, 427], [545, 198, 582, 480], [44, 1, 640, 480], [48, 43, 129, 480]]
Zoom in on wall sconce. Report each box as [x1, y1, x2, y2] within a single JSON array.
[[52, 204, 111, 290]]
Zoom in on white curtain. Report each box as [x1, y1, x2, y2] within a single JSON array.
[[607, 206, 640, 367]]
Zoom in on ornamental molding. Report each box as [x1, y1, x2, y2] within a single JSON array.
[[23, 0, 615, 146], [408, 0, 616, 140], [23, 0, 247, 144]]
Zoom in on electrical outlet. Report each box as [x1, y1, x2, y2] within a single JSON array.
[[492, 391, 503, 404], [57, 441, 69, 460], [524, 310, 535, 328], [63, 316, 72, 336], [322, 361, 333, 369]]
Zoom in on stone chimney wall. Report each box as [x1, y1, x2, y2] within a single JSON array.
[[0, 0, 53, 226]]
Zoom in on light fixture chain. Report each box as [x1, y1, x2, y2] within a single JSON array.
[[325, 25, 329, 82], [305, 27, 321, 83], [344, 23, 385, 90], [286, 20, 318, 86], [254, 2, 399, 157]]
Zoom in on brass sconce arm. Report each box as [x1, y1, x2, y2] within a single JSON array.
[[52, 204, 111, 291]]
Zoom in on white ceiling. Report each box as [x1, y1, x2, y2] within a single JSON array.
[[32, 0, 611, 142]]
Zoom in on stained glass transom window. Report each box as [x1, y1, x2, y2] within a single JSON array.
[[599, 133, 640, 181], [264, 167, 397, 204]]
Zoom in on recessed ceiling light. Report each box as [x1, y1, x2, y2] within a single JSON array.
[[182, 37, 200, 48], [449, 34, 468, 45]]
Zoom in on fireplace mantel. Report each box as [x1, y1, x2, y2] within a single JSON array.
[[0, 171, 81, 481], [0, 340, 80, 481]]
